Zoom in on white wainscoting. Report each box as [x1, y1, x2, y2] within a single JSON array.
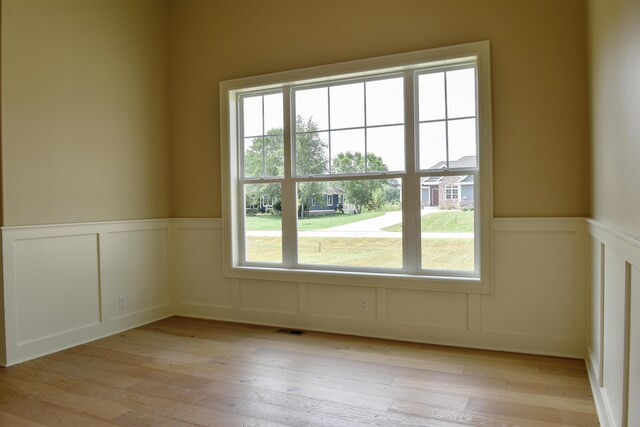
[[1, 217, 589, 368], [1, 220, 174, 366], [586, 220, 640, 427], [175, 217, 587, 358]]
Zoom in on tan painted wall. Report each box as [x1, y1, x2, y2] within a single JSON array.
[[170, 0, 590, 219], [1, 0, 590, 224], [1, 0, 170, 226], [589, 0, 640, 238]]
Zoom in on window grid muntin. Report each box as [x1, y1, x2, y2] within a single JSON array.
[[239, 90, 286, 179], [292, 73, 406, 177], [416, 64, 478, 172]]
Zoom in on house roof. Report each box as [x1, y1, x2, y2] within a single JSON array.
[[421, 156, 476, 187], [427, 155, 476, 170], [423, 176, 442, 183]]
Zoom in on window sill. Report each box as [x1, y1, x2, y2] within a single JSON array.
[[223, 264, 492, 294]]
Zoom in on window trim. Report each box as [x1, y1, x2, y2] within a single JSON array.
[[220, 41, 493, 293]]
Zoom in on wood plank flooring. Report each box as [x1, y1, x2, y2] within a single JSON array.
[[0, 317, 599, 426]]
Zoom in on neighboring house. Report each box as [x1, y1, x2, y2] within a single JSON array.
[[307, 188, 357, 215], [420, 156, 475, 209], [309, 189, 346, 214]]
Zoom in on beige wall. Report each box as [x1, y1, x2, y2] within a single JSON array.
[[1, 0, 170, 226], [1, 0, 591, 225], [589, 0, 640, 238], [170, 0, 590, 219]]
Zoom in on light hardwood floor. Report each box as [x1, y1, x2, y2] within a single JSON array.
[[0, 316, 599, 426]]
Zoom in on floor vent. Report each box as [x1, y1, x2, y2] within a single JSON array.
[[275, 328, 305, 335]]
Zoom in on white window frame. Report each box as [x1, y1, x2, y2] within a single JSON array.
[[220, 41, 493, 293], [445, 185, 460, 200]]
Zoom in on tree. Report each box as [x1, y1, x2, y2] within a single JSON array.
[[244, 130, 283, 211], [294, 117, 329, 218], [332, 151, 391, 214], [243, 117, 329, 217]]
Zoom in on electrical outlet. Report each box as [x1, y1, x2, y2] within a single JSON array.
[[119, 295, 126, 310], [358, 297, 368, 312]]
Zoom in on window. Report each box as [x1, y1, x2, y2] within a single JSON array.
[[445, 185, 459, 200], [221, 41, 493, 292]]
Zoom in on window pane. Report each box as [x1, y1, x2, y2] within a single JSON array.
[[366, 77, 404, 126], [418, 72, 445, 121], [242, 96, 263, 137], [295, 87, 328, 130], [264, 134, 284, 177], [420, 177, 474, 272], [448, 118, 477, 167], [331, 129, 365, 173], [297, 179, 402, 269], [244, 135, 284, 178], [446, 68, 476, 119], [367, 125, 405, 172], [244, 183, 282, 263], [263, 93, 283, 133], [419, 121, 447, 170], [296, 130, 329, 176], [243, 137, 262, 178], [330, 83, 364, 129]]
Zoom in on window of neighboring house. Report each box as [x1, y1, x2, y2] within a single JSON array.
[[445, 185, 459, 200], [221, 41, 493, 292]]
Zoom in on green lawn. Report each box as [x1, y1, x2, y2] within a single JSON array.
[[245, 211, 385, 232], [383, 210, 474, 233], [246, 236, 474, 271]]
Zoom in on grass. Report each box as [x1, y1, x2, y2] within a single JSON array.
[[246, 236, 474, 271], [245, 211, 385, 232], [383, 210, 474, 233]]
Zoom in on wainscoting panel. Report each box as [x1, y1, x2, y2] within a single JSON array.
[[587, 220, 640, 427], [602, 248, 626, 427], [588, 237, 603, 387], [239, 279, 299, 314], [103, 227, 172, 320], [629, 266, 640, 427], [175, 217, 587, 358], [1, 220, 174, 366], [175, 223, 232, 309], [482, 229, 576, 338], [307, 283, 377, 322], [13, 233, 101, 345], [387, 289, 468, 329]]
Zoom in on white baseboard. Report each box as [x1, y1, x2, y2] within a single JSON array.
[[587, 348, 613, 427]]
